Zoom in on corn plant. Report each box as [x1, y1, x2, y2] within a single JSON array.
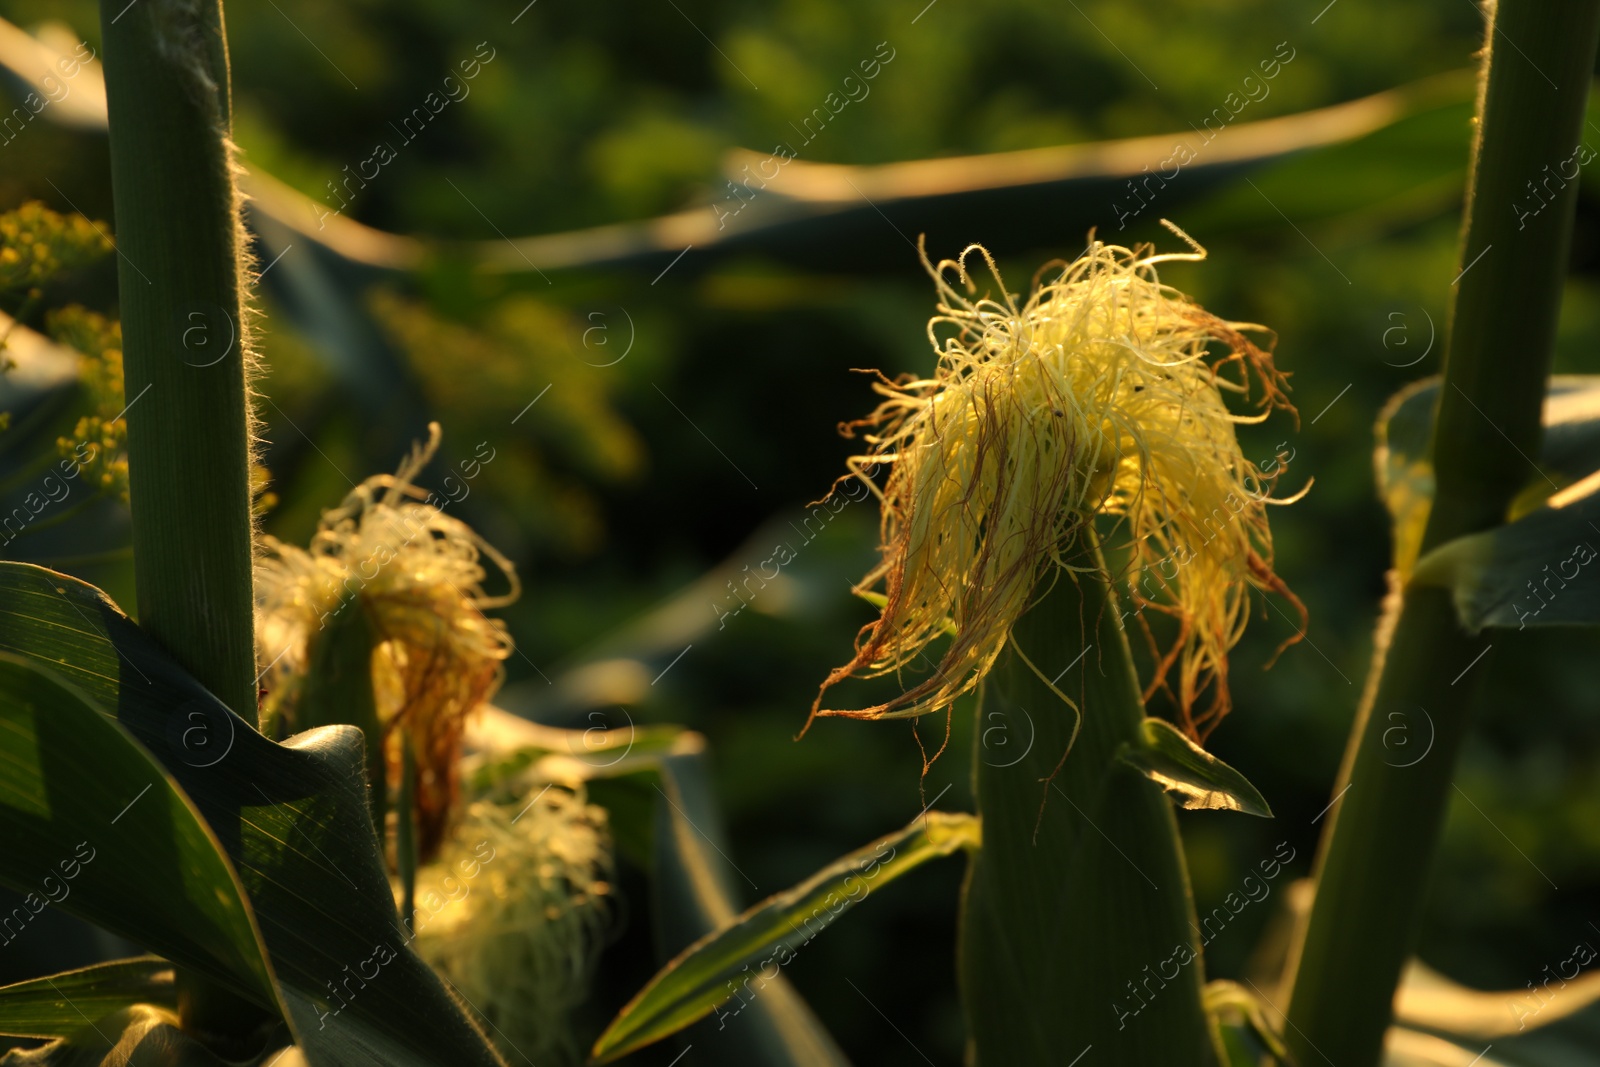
[[594, 2, 1600, 1065], [0, 5, 879, 1061], [0, 4, 795, 1065], [2, 0, 1600, 1065]]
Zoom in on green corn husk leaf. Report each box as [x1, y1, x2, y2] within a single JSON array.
[[959, 534, 1218, 1066], [1118, 718, 1273, 817], [297, 597, 385, 834]]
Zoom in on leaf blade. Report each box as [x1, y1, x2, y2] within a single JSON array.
[[1412, 472, 1600, 631], [636, 742, 854, 1066], [0, 563, 505, 1067], [1377, 374, 1600, 579], [592, 809, 977, 1063], [1119, 718, 1273, 817], [0, 655, 276, 1009], [0, 958, 175, 1039]]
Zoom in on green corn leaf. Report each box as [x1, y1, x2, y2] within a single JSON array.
[[1383, 1015, 1600, 1065], [1410, 472, 1600, 631], [1181, 72, 1472, 236], [1376, 378, 1443, 579], [645, 742, 854, 1066], [0, 958, 175, 1039], [1395, 960, 1600, 1042], [1118, 718, 1273, 818], [0, 19, 1494, 282], [1377, 375, 1600, 578], [462, 705, 690, 793], [0, 656, 277, 1010], [1378, 376, 1600, 503], [0, 1004, 308, 1066], [0, 562, 505, 1067], [592, 809, 977, 1063], [1201, 965, 1600, 1067]]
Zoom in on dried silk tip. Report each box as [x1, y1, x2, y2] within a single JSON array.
[[814, 225, 1306, 739], [254, 423, 518, 857], [408, 788, 615, 1067]]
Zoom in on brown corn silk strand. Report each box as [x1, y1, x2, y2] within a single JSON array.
[[813, 226, 1305, 740]]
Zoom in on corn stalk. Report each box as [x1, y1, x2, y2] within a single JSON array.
[[99, 0, 262, 1038], [1281, 2, 1600, 1063], [99, 0, 258, 725]]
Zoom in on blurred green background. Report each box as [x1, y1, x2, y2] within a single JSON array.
[[2, 0, 1598, 1062]]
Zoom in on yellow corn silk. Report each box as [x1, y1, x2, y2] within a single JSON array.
[[409, 788, 614, 1067], [254, 424, 517, 858], [814, 227, 1305, 739]]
